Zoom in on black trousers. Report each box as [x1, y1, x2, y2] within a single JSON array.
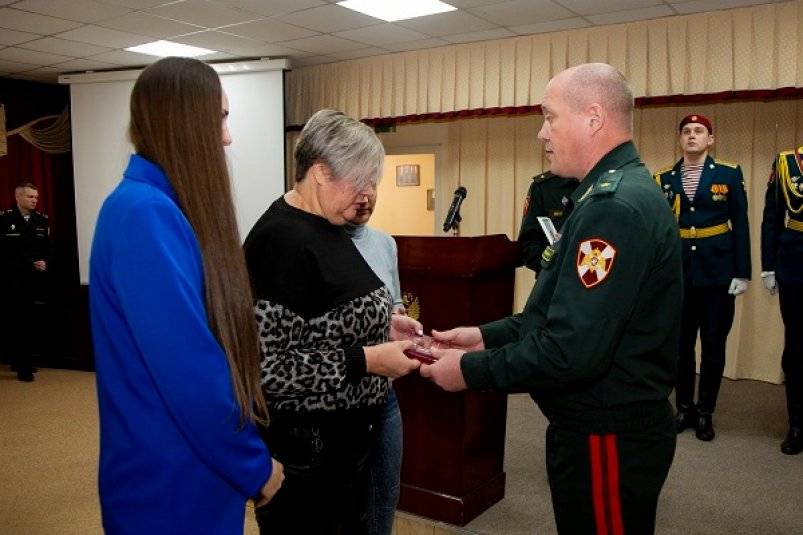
[[546, 416, 676, 535], [676, 286, 735, 414], [255, 408, 380, 535], [778, 283, 803, 428], [1, 289, 34, 375]]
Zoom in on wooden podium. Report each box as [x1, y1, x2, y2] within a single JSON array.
[[393, 234, 520, 526]]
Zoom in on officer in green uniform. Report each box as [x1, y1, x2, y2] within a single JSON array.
[[655, 115, 751, 441], [422, 63, 680, 535], [1, 182, 50, 382], [518, 171, 578, 272], [761, 147, 803, 455]]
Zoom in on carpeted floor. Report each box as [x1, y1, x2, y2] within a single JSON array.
[[1, 367, 801, 534]]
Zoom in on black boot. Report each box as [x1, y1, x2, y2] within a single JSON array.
[[675, 405, 698, 433], [781, 427, 803, 455], [696, 413, 715, 441], [17, 371, 34, 382]]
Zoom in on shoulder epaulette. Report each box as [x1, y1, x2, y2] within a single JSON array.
[[591, 170, 623, 197], [654, 166, 673, 176], [714, 159, 739, 169], [532, 172, 552, 183], [779, 148, 802, 157]]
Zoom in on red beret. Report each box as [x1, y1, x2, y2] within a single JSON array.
[[679, 114, 713, 134]]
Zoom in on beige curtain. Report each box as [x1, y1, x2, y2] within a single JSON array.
[[370, 99, 803, 384], [286, 0, 803, 126]]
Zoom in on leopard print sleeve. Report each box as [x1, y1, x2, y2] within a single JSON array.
[[255, 286, 392, 412]]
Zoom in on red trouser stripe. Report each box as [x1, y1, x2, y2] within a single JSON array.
[[589, 434, 625, 535], [588, 435, 608, 535], [605, 434, 625, 535]]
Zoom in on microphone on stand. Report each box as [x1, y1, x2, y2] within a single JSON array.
[[442, 186, 467, 233]]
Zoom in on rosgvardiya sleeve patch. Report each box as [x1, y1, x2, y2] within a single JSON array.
[[576, 237, 617, 288]]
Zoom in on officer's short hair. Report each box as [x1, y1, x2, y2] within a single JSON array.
[[565, 63, 634, 132], [294, 109, 384, 191], [15, 182, 37, 193]]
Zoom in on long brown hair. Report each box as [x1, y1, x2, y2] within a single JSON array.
[[129, 57, 266, 425]]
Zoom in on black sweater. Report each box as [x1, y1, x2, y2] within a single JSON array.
[[244, 196, 391, 413]]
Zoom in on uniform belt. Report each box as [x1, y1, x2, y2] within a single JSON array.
[[679, 223, 730, 239], [787, 220, 803, 232]]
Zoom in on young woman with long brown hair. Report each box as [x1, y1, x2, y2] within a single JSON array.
[[89, 57, 283, 534]]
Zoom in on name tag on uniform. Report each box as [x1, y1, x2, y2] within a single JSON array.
[[548, 209, 564, 219]]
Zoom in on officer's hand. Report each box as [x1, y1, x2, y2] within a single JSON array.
[[728, 278, 749, 296], [419, 348, 468, 392], [431, 327, 484, 352], [365, 340, 420, 378], [254, 458, 285, 508], [390, 313, 423, 342], [33, 260, 46, 272], [761, 272, 778, 296]]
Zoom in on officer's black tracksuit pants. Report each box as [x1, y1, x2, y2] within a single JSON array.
[[676, 285, 735, 414], [778, 283, 803, 428], [545, 407, 676, 534]]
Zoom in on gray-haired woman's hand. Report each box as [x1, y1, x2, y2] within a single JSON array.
[[365, 340, 420, 378]]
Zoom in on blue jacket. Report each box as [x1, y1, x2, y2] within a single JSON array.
[[89, 155, 271, 534], [654, 155, 751, 287]]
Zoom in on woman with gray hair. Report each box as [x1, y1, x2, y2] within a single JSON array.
[[244, 109, 422, 534]]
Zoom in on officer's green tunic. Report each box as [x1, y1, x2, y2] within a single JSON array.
[[461, 141, 681, 534], [518, 172, 578, 273]]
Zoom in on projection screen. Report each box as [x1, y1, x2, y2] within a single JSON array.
[[60, 59, 288, 284]]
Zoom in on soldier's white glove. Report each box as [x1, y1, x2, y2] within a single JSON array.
[[761, 271, 777, 296], [728, 278, 749, 296]]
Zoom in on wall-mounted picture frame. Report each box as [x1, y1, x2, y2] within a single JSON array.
[[396, 164, 420, 187], [426, 188, 435, 211]]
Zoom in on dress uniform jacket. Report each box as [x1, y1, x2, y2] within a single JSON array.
[[1, 206, 49, 283], [462, 141, 681, 431], [518, 172, 578, 272], [654, 156, 751, 287], [762, 148, 803, 284]]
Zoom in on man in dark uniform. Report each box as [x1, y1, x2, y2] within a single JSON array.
[[422, 63, 681, 534], [655, 115, 751, 441], [518, 171, 578, 272], [1, 182, 50, 382], [761, 147, 803, 455]]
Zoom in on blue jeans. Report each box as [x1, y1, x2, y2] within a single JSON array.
[[366, 387, 402, 535]]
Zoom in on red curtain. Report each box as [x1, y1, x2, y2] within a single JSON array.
[[0, 134, 78, 287]]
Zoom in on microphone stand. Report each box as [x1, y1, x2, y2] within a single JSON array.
[[451, 214, 461, 236]]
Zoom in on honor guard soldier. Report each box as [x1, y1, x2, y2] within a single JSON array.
[[655, 114, 751, 441], [422, 64, 681, 535], [518, 171, 578, 272], [760, 147, 803, 455], [0, 182, 50, 382]]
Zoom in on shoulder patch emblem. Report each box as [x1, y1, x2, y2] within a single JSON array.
[[576, 238, 617, 289]]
